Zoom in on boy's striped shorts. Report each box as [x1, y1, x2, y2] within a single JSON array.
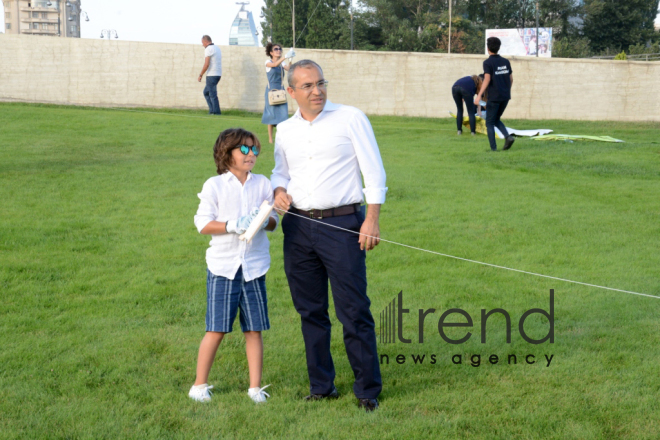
[[205, 267, 270, 333]]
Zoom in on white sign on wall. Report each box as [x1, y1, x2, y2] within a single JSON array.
[[485, 28, 553, 57]]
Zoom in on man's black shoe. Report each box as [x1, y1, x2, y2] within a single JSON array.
[[304, 386, 339, 401], [503, 135, 515, 150], [357, 398, 379, 412]]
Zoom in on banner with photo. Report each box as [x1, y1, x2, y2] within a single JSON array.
[[485, 28, 553, 57]]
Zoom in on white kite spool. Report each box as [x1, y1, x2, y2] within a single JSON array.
[[239, 200, 273, 243]]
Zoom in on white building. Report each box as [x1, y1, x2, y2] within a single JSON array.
[[2, 0, 83, 37], [229, 2, 259, 47]]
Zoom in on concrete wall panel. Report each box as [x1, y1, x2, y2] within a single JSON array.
[[1, 34, 658, 121]]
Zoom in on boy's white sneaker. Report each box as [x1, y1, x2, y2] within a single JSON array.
[[248, 384, 271, 403], [189, 384, 214, 402]]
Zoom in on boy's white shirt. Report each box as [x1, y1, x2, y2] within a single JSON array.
[[194, 172, 278, 281]]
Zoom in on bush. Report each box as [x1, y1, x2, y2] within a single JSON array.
[[552, 37, 593, 58], [614, 51, 627, 60], [628, 42, 660, 55]]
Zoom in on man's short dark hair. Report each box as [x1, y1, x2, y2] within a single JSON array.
[[202, 35, 212, 43], [487, 37, 501, 54], [287, 60, 323, 87]]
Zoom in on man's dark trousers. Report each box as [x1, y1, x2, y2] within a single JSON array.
[[486, 100, 510, 150], [204, 76, 221, 115], [282, 210, 382, 399]]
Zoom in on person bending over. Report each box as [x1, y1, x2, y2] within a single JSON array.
[[452, 74, 483, 135]]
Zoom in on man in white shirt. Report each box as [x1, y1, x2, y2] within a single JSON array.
[[198, 35, 222, 115], [272, 60, 387, 412]]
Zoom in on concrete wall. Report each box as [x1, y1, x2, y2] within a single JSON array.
[[1, 33, 659, 121]]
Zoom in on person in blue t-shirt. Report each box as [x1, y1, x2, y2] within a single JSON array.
[[475, 37, 515, 151], [451, 74, 483, 135]]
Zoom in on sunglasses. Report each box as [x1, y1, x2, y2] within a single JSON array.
[[237, 144, 260, 156], [273, 47, 282, 51]]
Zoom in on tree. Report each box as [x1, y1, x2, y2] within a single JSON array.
[[258, 0, 595, 54], [362, 0, 486, 52], [537, 0, 582, 39], [582, 0, 660, 53], [463, 0, 579, 36], [361, 0, 448, 51], [463, 0, 520, 28], [260, 0, 379, 49], [361, 0, 581, 53], [552, 37, 592, 57], [260, 0, 315, 48]]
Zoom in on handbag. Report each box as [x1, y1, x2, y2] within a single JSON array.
[[268, 89, 287, 106], [267, 64, 287, 106]]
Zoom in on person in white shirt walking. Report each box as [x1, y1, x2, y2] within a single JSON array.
[[198, 35, 222, 115], [271, 60, 387, 412], [190, 128, 278, 404]]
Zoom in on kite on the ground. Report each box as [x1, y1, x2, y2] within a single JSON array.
[[449, 112, 553, 139], [449, 112, 624, 143], [531, 134, 624, 143]]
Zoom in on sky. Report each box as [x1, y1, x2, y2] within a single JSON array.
[[1, 0, 268, 46], [1, 1, 659, 46]]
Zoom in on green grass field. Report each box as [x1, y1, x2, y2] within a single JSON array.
[[1, 102, 659, 439]]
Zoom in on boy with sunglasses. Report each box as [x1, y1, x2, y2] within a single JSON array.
[[190, 128, 278, 404]]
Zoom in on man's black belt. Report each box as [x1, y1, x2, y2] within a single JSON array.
[[289, 203, 361, 219]]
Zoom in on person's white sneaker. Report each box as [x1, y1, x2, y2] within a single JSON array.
[[189, 384, 214, 402], [248, 384, 271, 403]]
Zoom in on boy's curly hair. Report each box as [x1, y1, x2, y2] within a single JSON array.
[[213, 128, 262, 175]]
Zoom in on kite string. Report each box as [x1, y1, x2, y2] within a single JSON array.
[[293, 0, 324, 47], [65, 106, 655, 299], [279, 209, 660, 300]]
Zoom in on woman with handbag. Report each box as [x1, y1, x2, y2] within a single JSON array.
[[262, 43, 290, 144]]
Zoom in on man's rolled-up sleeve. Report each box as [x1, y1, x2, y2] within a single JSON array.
[[270, 135, 291, 191], [348, 111, 388, 204], [194, 181, 217, 233]]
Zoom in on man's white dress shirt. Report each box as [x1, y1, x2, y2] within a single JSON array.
[[194, 172, 277, 281], [204, 44, 222, 77], [271, 100, 387, 210]]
